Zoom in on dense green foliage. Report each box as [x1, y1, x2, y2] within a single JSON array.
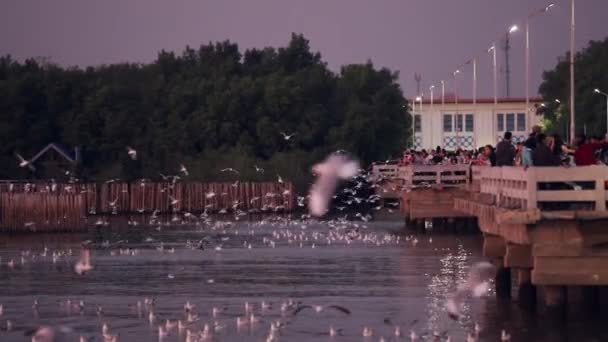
[[539, 38, 608, 138], [0, 34, 410, 187]]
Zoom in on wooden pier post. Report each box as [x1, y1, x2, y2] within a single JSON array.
[[495, 264, 512, 299], [516, 268, 536, 309]]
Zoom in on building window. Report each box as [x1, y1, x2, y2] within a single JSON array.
[[414, 115, 421, 133], [443, 114, 452, 132], [465, 114, 474, 132], [517, 113, 526, 131], [506, 113, 515, 132], [456, 114, 463, 132], [497, 113, 504, 132]]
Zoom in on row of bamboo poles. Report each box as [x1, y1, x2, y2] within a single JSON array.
[[0, 181, 294, 232], [0, 193, 86, 232]]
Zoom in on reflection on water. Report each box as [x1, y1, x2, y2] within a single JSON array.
[[0, 217, 606, 341]]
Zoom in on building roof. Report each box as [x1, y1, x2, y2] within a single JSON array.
[[30, 143, 76, 164], [418, 97, 544, 105]]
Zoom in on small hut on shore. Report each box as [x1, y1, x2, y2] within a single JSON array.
[[28, 143, 80, 180]]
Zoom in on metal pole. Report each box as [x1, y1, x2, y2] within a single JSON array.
[[473, 58, 477, 105], [412, 99, 416, 149], [455, 72, 460, 150], [493, 46, 498, 105], [441, 80, 445, 106], [570, 0, 576, 142], [430, 86, 434, 148], [525, 19, 530, 131]]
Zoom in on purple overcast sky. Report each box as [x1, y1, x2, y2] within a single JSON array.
[[1, 0, 607, 99]]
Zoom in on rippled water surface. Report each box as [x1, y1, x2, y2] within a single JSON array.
[[0, 217, 607, 341]]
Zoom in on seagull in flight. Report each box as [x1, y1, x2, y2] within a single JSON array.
[[280, 132, 297, 141], [309, 153, 360, 217], [15, 153, 35, 171], [292, 304, 351, 315], [446, 261, 496, 319], [253, 165, 264, 173], [74, 246, 93, 275], [180, 164, 189, 176], [126, 146, 137, 160], [221, 168, 240, 174]]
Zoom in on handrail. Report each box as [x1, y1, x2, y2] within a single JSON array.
[[479, 166, 608, 211]]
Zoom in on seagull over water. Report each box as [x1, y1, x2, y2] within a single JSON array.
[[74, 246, 93, 275], [308, 153, 360, 217], [446, 261, 496, 319], [292, 304, 351, 315]]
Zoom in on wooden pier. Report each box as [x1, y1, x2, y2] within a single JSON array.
[[372, 164, 475, 230], [455, 165, 608, 310], [373, 163, 608, 310]]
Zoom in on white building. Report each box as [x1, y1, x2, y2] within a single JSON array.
[[412, 97, 544, 150]]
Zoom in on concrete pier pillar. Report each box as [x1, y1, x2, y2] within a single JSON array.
[[543, 286, 567, 309], [515, 268, 536, 309], [495, 263, 512, 299]]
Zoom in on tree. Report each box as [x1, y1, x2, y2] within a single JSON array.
[[0, 34, 409, 185], [539, 38, 608, 137]]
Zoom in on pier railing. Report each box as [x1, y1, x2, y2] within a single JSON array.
[[479, 166, 608, 211], [370, 164, 470, 187]]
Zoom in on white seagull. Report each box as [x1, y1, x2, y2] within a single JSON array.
[[15, 153, 35, 171], [180, 164, 189, 176], [126, 146, 137, 160], [308, 153, 360, 217], [445, 261, 496, 319], [221, 168, 240, 174], [280, 132, 297, 140], [74, 247, 93, 275]]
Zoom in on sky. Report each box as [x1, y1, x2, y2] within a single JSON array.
[[1, 0, 607, 99]]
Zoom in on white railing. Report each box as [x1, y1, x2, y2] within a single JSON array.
[[370, 164, 470, 187], [479, 165, 608, 211], [369, 164, 401, 182]]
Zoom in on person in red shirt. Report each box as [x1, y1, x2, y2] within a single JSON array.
[[574, 135, 601, 166]]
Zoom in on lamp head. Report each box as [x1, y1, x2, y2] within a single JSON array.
[[509, 25, 519, 34], [594, 88, 601, 94]]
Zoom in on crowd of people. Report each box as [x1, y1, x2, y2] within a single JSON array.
[[399, 126, 608, 167]]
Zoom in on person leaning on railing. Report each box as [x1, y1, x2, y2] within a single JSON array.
[[574, 134, 603, 166], [533, 133, 560, 166]]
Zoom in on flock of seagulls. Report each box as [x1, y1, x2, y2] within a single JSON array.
[[0, 214, 508, 342], [6, 134, 513, 342]]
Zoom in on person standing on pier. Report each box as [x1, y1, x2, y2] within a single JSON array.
[[522, 125, 542, 167], [495, 131, 515, 166]]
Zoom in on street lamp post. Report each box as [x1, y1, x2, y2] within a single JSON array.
[[595, 89, 608, 135], [430, 85, 435, 147], [454, 70, 461, 149], [488, 45, 498, 105], [526, 3, 555, 134], [413, 96, 422, 149], [570, 0, 576, 143]]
